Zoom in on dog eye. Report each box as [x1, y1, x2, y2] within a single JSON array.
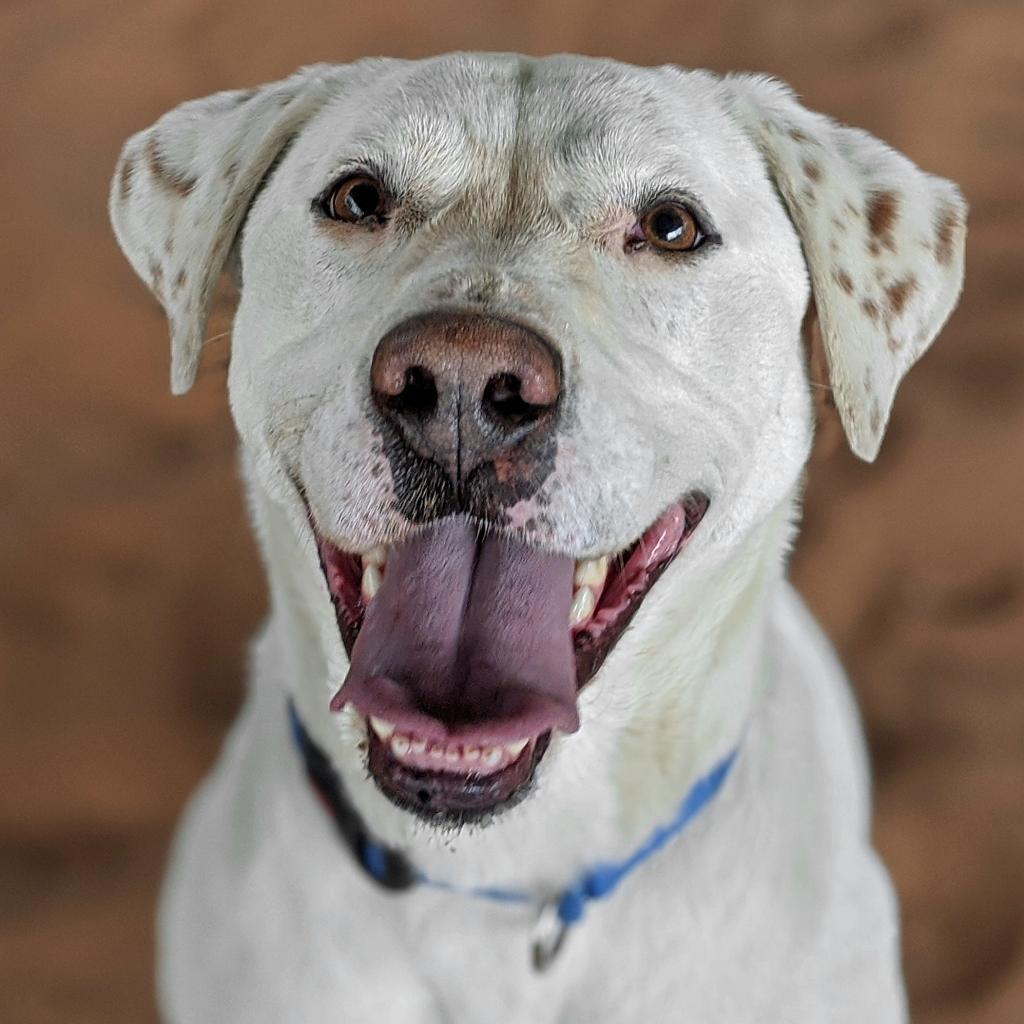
[[325, 175, 389, 224], [629, 202, 704, 253]]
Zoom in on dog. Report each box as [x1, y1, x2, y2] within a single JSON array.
[[110, 53, 966, 1022]]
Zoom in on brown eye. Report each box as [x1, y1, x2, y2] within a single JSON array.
[[327, 175, 389, 224], [635, 202, 703, 252]]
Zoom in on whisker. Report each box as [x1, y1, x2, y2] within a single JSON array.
[[201, 330, 232, 349]]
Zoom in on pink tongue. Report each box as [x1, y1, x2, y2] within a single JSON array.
[[333, 517, 580, 744]]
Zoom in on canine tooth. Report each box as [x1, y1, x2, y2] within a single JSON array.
[[369, 716, 395, 740], [390, 734, 410, 757], [363, 545, 389, 567], [506, 738, 529, 758], [482, 746, 503, 768], [569, 585, 597, 626], [409, 737, 427, 755], [361, 564, 383, 601], [464, 746, 481, 762], [574, 556, 609, 589]]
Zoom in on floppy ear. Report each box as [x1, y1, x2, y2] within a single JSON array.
[[109, 64, 347, 393], [725, 75, 967, 461]]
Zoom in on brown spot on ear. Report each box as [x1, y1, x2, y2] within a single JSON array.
[[861, 299, 880, 322], [868, 240, 881, 258], [934, 204, 960, 266], [145, 135, 197, 197], [834, 270, 854, 295], [870, 399, 882, 436], [802, 302, 843, 459], [802, 160, 822, 183], [788, 126, 810, 143], [118, 156, 134, 202], [147, 258, 164, 302], [866, 190, 900, 252], [885, 276, 917, 316]]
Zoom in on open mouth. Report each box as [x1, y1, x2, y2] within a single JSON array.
[[315, 494, 709, 822]]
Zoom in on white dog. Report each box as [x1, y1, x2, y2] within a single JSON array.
[[110, 54, 965, 1023]]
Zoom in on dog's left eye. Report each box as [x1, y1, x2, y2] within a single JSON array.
[[628, 202, 704, 253], [324, 174, 390, 224]]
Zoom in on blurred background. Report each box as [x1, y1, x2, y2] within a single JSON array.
[[2, 0, 1022, 1020]]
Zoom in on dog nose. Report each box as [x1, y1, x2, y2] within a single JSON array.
[[370, 313, 561, 483]]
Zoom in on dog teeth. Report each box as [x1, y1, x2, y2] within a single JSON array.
[[573, 556, 609, 588], [369, 716, 395, 740], [376, 726, 531, 772], [363, 545, 389, 567], [361, 563, 383, 601], [505, 738, 529, 758], [570, 555, 608, 627], [359, 546, 390, 602], [569, 584, 597, 626]]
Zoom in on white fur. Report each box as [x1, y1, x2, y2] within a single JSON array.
[[109, 53, 965, 1023]]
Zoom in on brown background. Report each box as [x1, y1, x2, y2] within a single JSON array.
[[2, 1, 1022, 1021]]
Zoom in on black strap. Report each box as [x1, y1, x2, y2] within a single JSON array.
[[288, 701, 416, 891]]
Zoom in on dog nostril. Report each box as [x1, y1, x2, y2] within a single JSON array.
[[387, 366, 438, 419], [483, 373, 542, 428], [370, 314, 562, 484]]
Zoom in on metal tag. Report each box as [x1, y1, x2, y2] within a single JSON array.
[[531, 898, 570, 972]]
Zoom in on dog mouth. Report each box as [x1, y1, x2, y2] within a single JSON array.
[[315, 494, 709, 823]]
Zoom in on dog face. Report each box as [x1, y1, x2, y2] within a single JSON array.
[[111, 55, 965, 836]]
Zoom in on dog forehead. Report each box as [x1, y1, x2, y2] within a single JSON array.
[[294, 55, 748, 198]]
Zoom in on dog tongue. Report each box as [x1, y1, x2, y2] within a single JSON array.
[[334, 517, 580, 743]]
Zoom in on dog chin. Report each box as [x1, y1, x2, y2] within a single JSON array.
[[308, 493, 709, 826]]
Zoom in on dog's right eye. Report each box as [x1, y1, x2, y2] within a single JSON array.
[[325, 175, 390, 224]]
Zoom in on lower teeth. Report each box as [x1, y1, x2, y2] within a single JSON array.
[[372, 723, 529, 770]]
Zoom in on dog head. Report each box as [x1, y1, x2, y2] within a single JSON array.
[[111, 55, 965, 848]]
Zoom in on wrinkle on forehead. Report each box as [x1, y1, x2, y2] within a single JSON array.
[[299, 55, 734, 240]]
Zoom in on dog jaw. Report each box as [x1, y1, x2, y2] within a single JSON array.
[[245, 464, 797, 886], [308, 495, 709, 823]]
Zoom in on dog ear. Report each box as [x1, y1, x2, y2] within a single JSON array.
[[725, 75, 967, 461], [109, 65, 347, 394]]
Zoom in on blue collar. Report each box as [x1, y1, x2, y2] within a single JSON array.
[[288, 702, 738, 970]]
